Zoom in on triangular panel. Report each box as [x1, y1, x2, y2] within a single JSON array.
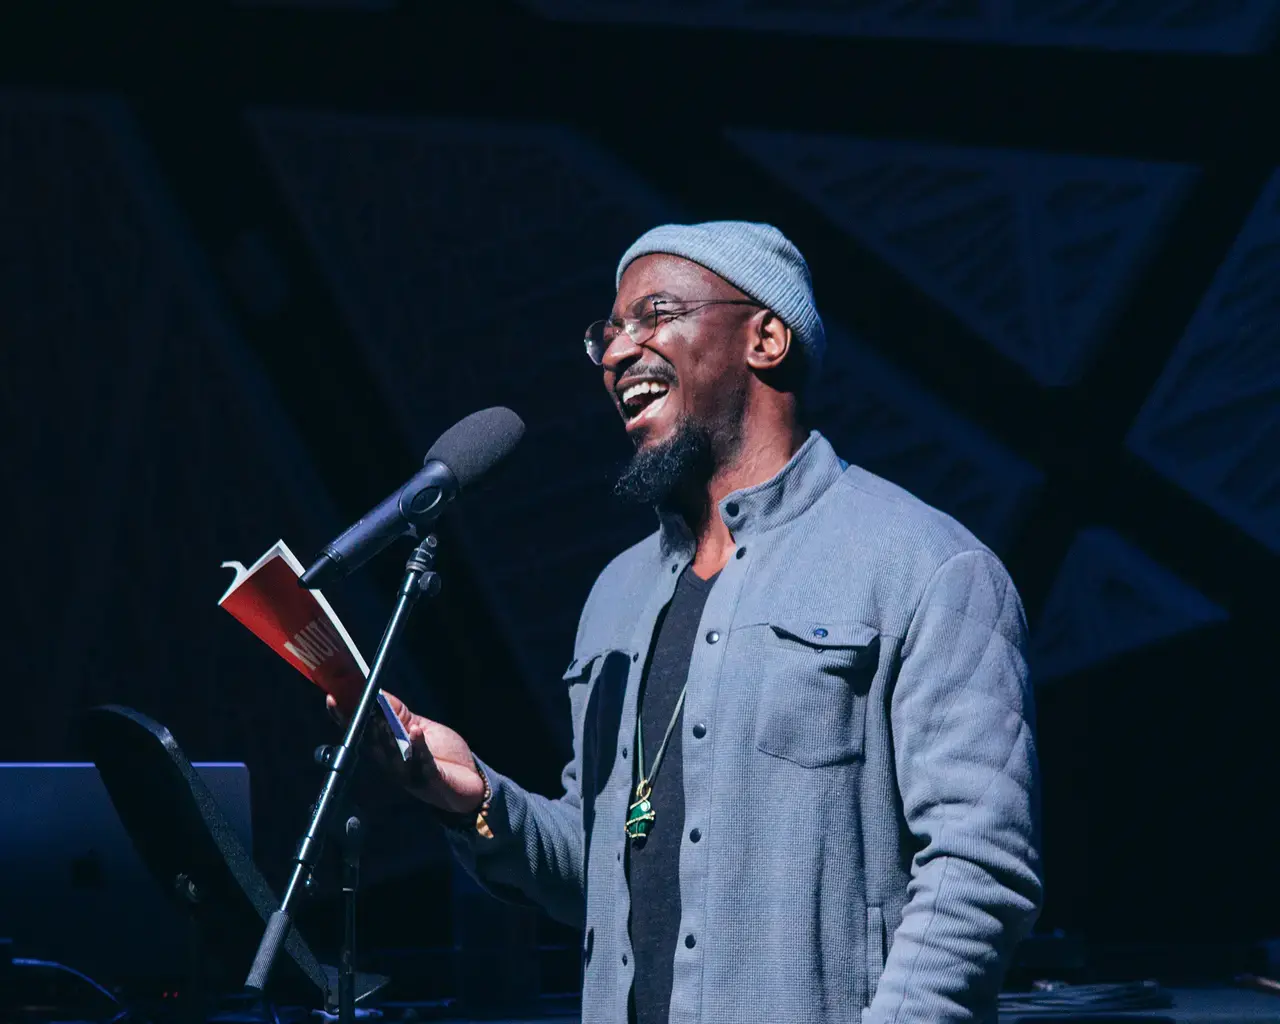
[[1127, 169, 1280, 555], [1031, 528, 1227, 682], [250, 110, 674, 723], [812, 328, 1043, 555], [727, 130, 1196, 386]]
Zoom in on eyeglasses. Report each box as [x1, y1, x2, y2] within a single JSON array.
[[584, 296, 765, 365]]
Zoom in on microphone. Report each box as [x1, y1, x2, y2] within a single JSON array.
[[300, 406, 524, 589]]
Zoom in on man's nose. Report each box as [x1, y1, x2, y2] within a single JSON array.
[[601, 327, 642, 373]]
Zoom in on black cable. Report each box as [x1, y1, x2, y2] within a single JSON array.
[[11, 957, 135, 1023]]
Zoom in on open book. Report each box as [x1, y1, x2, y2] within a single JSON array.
[[218, 540, 412, 760]]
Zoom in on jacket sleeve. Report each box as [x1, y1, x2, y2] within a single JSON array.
[[441, 677, 590, 928], [868, 549, 1043, 1024]]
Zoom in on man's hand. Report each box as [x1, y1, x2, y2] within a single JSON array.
[[326, 691, 486, 815]]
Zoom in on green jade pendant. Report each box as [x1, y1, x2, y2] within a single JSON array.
[[626, 684, 686, 842], [625, 780, 655, 840]]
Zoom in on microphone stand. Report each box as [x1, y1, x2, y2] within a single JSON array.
[[339, 813, 363, 1023], [245, 534, 442, 1014]]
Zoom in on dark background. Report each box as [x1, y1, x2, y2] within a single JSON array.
[[2, 0, 1278, 1005]]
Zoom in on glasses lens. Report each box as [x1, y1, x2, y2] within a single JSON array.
[[584, 299, 657, 365], [585, 321, 611, 364]]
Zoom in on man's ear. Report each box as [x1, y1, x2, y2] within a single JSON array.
[[746, 310, 792, 373]]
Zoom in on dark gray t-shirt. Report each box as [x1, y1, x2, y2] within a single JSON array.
[[627, 565, 718, 1024]]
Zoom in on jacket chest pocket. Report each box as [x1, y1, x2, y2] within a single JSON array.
[[564, 648, 632, 816], [752, 618, 880, 768]]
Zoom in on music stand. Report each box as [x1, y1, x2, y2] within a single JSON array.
[[79, 704, 388, 1013]]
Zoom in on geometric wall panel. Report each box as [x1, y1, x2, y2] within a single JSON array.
[[250, 110, 676, 732], [812, 328, 1043, 554], [1030, 528, 1228, 683], [1127, 170, 1280, 555], [728, 130, 1197, 387], [519, 0, 1280, 52], [0, 90, 439, 883]]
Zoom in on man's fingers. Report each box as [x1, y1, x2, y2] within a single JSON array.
[[408, 722, 431, 759], [380, 690, 414, 729], [405, 723, 443, 788]]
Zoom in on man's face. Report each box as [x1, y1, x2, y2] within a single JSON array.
[[602, 254, 752, 453], [602, 254, 757, 505]]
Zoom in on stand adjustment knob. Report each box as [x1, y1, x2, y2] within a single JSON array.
[[174, 872, 201, 904]]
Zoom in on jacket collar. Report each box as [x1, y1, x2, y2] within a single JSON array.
[[657, 430, 845, 560]]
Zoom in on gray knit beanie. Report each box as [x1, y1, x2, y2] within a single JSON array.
[[616, 221, 826, 373]]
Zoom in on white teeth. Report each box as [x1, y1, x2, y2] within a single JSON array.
[[621, 381, 669, 404]]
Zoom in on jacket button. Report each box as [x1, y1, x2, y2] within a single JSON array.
[[692, 723, 706, 739], [813, 627, 828, 638], [685, 934, 696, 949], [622, 953, 628, 965], [736, 547, 746, 559], [689, 828, 701, 843], [705, 630, 720, 644], [725, 502, 739, 516], [621, 747, 628, 759]]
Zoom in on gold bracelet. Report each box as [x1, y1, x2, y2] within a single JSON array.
[[473, 756, 494, 840]]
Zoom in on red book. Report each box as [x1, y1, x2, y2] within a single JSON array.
[[218, 540, 411, 759]]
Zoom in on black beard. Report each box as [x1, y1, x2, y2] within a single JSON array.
[[614, 416, 714, 508]]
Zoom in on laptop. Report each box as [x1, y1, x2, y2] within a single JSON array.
[[0, 761, 251, 989]]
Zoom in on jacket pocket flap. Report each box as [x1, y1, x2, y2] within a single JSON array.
[[769, 618, 879, 650]]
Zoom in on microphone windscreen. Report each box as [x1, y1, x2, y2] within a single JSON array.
[[424, 406, 525, 489]]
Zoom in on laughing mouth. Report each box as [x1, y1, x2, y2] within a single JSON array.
[[618, 378, 672, 423]]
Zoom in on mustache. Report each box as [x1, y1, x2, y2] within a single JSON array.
[[616, 363, 678, 390]]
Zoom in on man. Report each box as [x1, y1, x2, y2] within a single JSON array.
[[339, 222, 1043, 1023]]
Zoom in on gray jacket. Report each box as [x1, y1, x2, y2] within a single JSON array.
[[447, 431, 1043, 1023]]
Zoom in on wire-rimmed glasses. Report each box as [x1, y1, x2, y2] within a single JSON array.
[[584, 296, 764, 365]]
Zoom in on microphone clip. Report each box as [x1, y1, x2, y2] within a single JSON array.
[[407, 533, 441, 596]]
